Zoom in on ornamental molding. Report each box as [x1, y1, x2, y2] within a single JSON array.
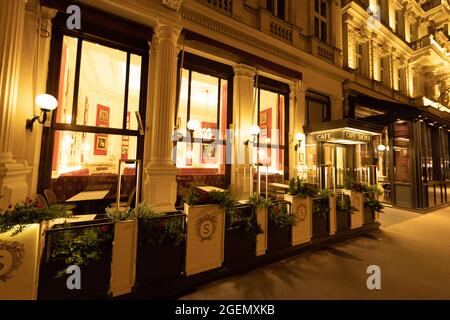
[[161, 0, 183, 11]]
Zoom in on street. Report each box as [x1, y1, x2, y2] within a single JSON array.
[[181, 206, 450, 300]]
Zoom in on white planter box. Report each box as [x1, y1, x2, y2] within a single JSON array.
[[284, 195, 312, 246], [0, 222, 47, 300], [255, 207, 268, 256], [184, 203, 225, 276], [110, 219, 137, 297], [350, 191, 364, 229]]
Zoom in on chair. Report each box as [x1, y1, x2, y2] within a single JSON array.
[[44, 189, 76, 211], [35, 194, 48, 208], [110, 187, 136, 211]]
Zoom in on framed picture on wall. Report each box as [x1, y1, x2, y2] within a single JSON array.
[[96, 105, 110, 127], [201, 143, 216, 164], [94, 134, 108, 155]]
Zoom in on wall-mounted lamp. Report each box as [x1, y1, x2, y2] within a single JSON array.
[[245, 125, 260, 145], [187, 119, 200, 139], [294, 133, 303, 151], [26, 94, 58, 131], [377, 144, 386, 152]]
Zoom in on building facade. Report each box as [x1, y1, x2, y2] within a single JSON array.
[[0, 0, 448, 213]]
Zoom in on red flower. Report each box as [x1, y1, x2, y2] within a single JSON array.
[[100, 226, 109, 233]]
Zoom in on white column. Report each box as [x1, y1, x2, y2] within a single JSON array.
[[230, 64, 256, 200], [291, 81, 306, 178], [0, 0, 32, 210], [143, 24, 181, 212]]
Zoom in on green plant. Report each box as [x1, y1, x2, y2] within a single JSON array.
[[105, 206, 134, 222], [134, 203, 185, 247], [51, 224, 113, 278], [247, 193, 272, 209], [0, 198, 70, 236], [185, 188, 234, 209], [364, 197, 384, 214], [336, 195, 357, 214], [226, 206, 263, 238], [312, 197, 330, 219], [288, 177, 318, 198], [268, 202, 296, 228]]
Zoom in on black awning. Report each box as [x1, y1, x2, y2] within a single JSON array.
[[304, 118, 384, 134]]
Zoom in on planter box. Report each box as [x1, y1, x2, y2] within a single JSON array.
[[136, 240, 185, 287], [224, 227, 256, 265], [364, 206, 375, 225], [267, 219, 291, 252], [110, 219, 137, 297], [350, 191, 364, 229], [37, 220, 114, 300], [312, 198, 330, 240], [135, 212, 186, 287], [184, 203, 225, 276], [255, 207, 268, 256], [336, 209, 351, 233], [284, 194, 312, 246], [0, 222, 47, 300]]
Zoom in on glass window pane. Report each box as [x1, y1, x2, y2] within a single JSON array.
[[394, 122, 410, 182], [55, 36, 78, 124], [314, 17, 319, 38], [76, 41, 127, 129], [219, 79, 228, 140], [127, 54, 142, 131], [321, 1, 327, 18], [190, 71, 219, 139], [321, 21, 327, 41], [314, 0, 319, 13], [308, 100, 323, 124]]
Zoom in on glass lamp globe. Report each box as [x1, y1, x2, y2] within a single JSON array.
[[377, 144, 386, 152], [35, 94, 58, 111], [249, 125, 261, 136], [187, 119, 200, 131]]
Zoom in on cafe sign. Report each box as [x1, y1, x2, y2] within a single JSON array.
[[315, 130, 373, 143]]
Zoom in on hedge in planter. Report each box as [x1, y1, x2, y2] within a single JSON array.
[[134, 204, 186, 288], [224, 204, 262, 265], [267, 201, 294, 252], [336, 195, 354, 233], [38, 217, 114, 300], [0, 199, 70, 300], [364, 197, 383, 225], [312, 194, 330, 240]]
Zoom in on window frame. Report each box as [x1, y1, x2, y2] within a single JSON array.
[[255, 76, 290, 179], [175, 52, 234, 184], [306, 90, 331, 125], [38, 12, 150, 194], [313, 0, 329, 43]]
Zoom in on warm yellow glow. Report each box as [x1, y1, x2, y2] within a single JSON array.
[[187, 119, 200, 131], [249, 125, 261, 136], [35, 94, 58, 111]]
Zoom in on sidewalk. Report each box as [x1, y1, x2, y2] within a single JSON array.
[[181, 206, 450, 300]]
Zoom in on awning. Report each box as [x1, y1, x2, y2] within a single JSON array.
[[304, 118, 383, 145]]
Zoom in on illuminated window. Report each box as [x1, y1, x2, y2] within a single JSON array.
[[255, 77, 289, 177], [51, 35, 144, 182], [175, 60, 230, 174]]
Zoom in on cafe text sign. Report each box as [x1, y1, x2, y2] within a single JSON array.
[[315, 130, 373, 143]]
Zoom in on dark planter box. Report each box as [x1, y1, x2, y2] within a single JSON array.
[[336, 209, 351, 233], [312, 213, 329, 239], [364, 206, 375, 225], [224, 227, 256, 265], [136, 240, 185, 288], [267, 219, 291, 252], [38, 222, 114, 300]]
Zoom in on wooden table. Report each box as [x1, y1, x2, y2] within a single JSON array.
[[269, 183, 290, 190], [66, 190, 110, 215], [196, 186, 226, 193], [66, 190, 110, 202]]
